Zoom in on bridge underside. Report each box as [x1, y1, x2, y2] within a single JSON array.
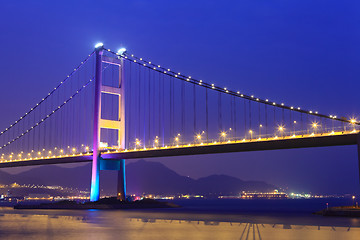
[[0, 133, 358, 168]]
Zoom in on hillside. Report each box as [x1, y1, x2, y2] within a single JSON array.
[[0, 160, 276, 196]]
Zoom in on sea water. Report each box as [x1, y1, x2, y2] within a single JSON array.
[[0, 198, 359, 240]]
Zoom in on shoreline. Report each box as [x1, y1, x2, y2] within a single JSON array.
[[314, 206, 360, 217]]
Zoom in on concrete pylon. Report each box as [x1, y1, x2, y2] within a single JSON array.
[[90, 45, 127, 202], [117, 159, 126, 201], [357, 134, 360, 193], [117, 57, 126, 201], [90, 45, 103, 202]]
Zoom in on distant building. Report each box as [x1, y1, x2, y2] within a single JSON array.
[[219, 190, 288, 199], [25, 194, 52, 200], [241, 191, 287, 199]]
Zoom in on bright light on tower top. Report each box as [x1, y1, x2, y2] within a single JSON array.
[[117, 47, 127, 55], [94, 42, 104, 49]]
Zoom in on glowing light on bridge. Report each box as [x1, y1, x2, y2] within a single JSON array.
[[2, 127, 359, 164], [117, 48, 127, 55], [219, 131, 227, 141], [94, 42, 104, 49]]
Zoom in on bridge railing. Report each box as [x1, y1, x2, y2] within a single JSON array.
[[122, 125, 358, 150]]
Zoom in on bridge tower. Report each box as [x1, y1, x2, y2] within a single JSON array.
[[90, 44, 126, 202]]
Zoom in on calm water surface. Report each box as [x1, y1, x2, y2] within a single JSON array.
[[0, 198, 359, 240]]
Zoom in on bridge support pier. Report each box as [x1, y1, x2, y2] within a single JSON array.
[[117, 159, 126, 201], [100, 159, 126, 201], [357, 134, 360, 192], [90, 155, 101, 202]]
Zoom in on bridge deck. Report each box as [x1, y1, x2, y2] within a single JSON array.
[[0, 133, 358, 168]]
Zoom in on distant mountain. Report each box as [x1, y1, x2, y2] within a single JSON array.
[[126, 160, 196, 195], [195, 175, 274, 195], [0, 160, 276, 196]]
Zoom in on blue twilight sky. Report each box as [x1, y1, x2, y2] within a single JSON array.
[[1, 0, 360, 194]]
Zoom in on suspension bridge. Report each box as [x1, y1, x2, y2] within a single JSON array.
[[0, 43, 359, 201]]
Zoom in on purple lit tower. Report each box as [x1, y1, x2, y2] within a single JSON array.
[[90, 43, 126, 202]]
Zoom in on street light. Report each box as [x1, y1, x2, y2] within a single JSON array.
[[278, 126, 284, 138], [135, 138, 141, 149], [312, 122, 318, 134], [350, 118, 357, 131], [259, 124, 262, 138], [249, 130, 253, 140], [220, 131, 227, 142], [353, 195, 356, 207], [154, 136, 159, 148]]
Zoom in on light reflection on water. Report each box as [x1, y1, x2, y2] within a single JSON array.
[[0, 206, 360, 240]]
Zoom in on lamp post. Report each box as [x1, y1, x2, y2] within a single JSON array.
[[353, 195, 356, 207], [220, 131, 227, 142], [135, 138, 141, 149], [175, 136, 180, 146], [259, 124, 262, 139], [154, 136, 159, 148], [278, 126, 284, 138], [350, 119, 356, 132], [196, 134, 201, 142], [312, 122, 318, 134]]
